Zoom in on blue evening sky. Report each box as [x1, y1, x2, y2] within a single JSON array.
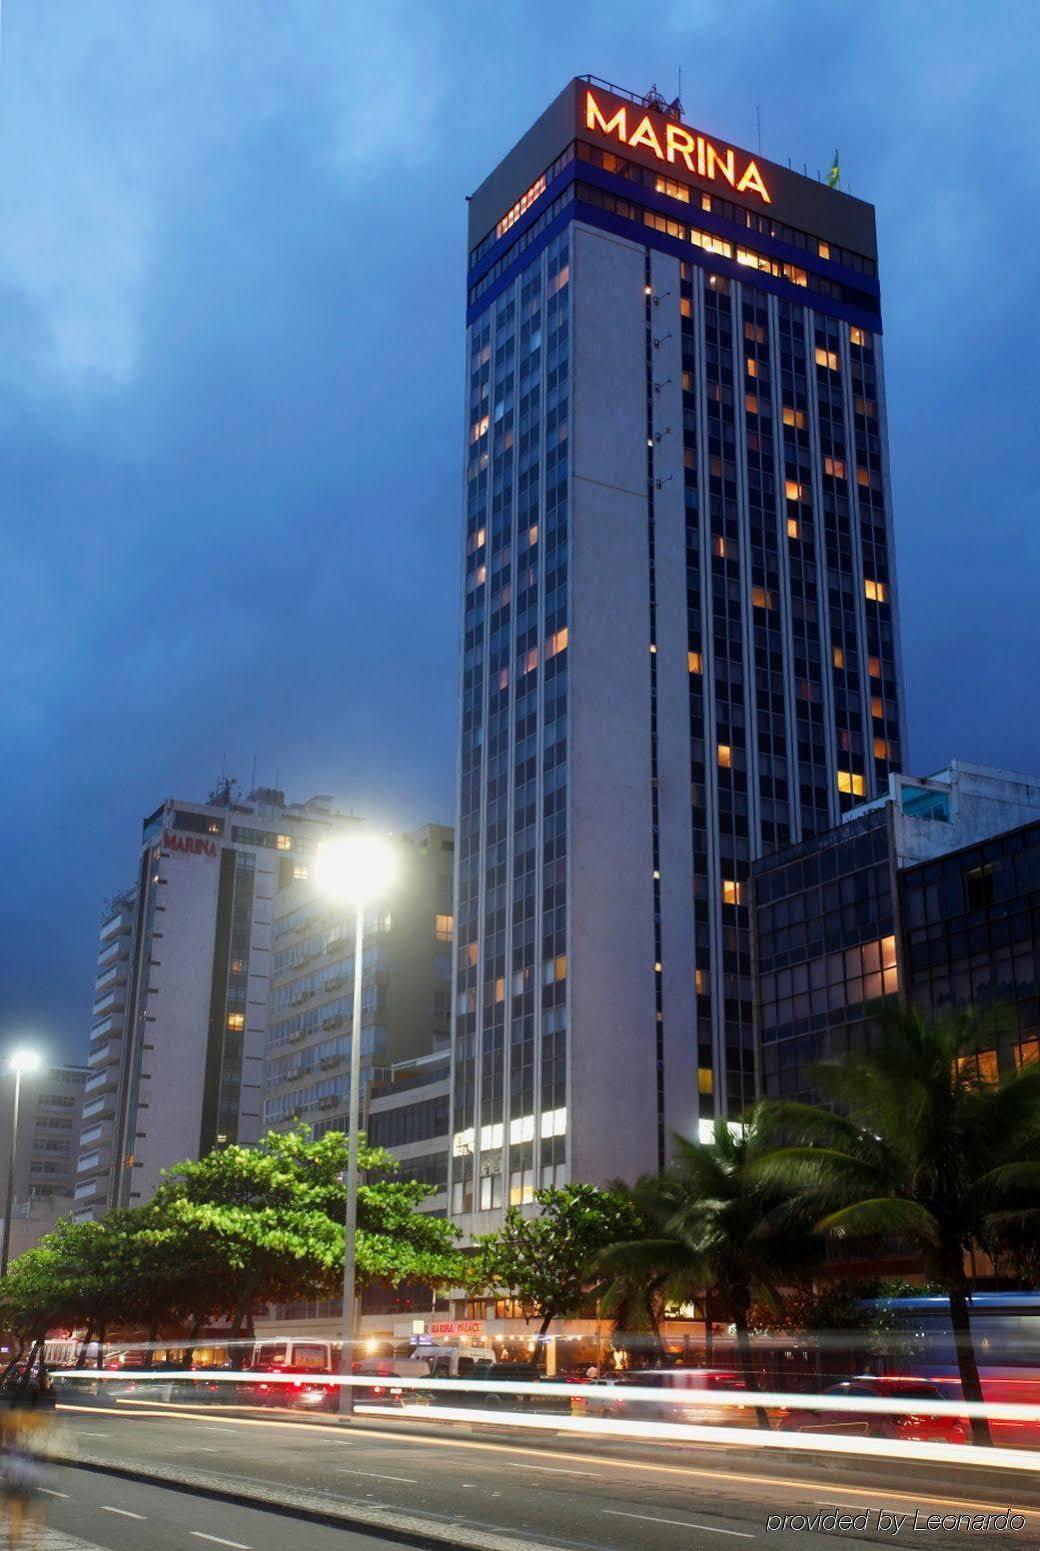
[[1, 1, 1036, 1060]]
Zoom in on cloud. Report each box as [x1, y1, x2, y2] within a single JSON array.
[[0, 0, 449, 384]]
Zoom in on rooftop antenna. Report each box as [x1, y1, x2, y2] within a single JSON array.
[[756, 105, 762, 155], [250, 755, 257, 792]]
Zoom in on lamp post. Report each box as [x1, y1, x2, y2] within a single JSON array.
[[314, 834, 396, 1419], [1, 1048, 43, 1278]]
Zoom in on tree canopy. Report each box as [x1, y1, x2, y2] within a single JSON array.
[[478, 1183, 645, 1337], [1, 1127, 466, 1346], [758, 1001, 1040, 1444]]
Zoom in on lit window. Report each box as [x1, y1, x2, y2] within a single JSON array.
[[746, 357, 758, 378], [293, 865, 309, 881], [823, 455, 846, 478], [787, 518, 800, 540], [520, 646, 539, 675], [785, 479, 804, 502], [230, 959, 245, 976], [528, 524, 538, 545], [874, 737, 891, 761], [435, 913, 454, 941], [466, 942, 478, 967], [227, 1012, 245, 1032], [1014, 1039, 1040, 1070], [701, 193, 712, 212], [744, 322, 766, 344], [494, 977, 505, 1003], [688, 651, 703, 674], [752, 586, 773, 609], [697, 1067, 714, 1095], [871, 696, 884, 719], [857, 467, 871, 487], [545, 626, 569, 659], [833, 647, 844, 668], [654, 174, 691, 204], [855, 397, 876, 418], [717, 744, 732, 768], [818, 240, 830, 259], [680, 296, 692, 317], [276, 835, 292, 851], [956, 1050, 999, 1086], [470, 415, 489, 443], [713, 535, 730, 559], [836, 770, 866, 797], [864, 578, 887, 603], [868, 656, 882, 678], [783, 406, 806, 429], [682, 371, 694, 392], [496, 172, 547, 239], [745, 393, 759, 414], [815, 346, 839, 370], [850, 326, 869, 347], [721, 879, 743, 907], [694, 968, 707, 994]]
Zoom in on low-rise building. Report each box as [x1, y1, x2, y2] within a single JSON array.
[[0, 1063, 87, 1256], [751, 761, 1040, 1100]]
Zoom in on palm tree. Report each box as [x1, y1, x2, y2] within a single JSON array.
[[758, 1002, 1040, 1447], [597, 1118, 821, 1428]]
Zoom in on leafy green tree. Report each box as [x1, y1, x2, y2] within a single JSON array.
[[479, 1183, 646, 1339], [597, 1120, 821, 1426], [153, 1126, 465, 1337], [758, 1002, 1040, 1447]]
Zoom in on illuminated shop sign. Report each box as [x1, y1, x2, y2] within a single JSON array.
[[164, 829, 218, 859], [585, 90, 771, 204]]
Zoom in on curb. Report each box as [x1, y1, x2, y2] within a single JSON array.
[[49, 1452, 537, 1551]]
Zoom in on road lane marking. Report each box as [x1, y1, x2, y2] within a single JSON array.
[[78, 1430, 111, 1437], [39, 1488, 70, 1498], [190, 1536, 252, 1550], [100, 1506, 146, 1519], [604, 1509, 754, 1537], [511, 1462, 604, 1478], [336, 1468, 418, 1483], [58, 1402, 1040, 1520]]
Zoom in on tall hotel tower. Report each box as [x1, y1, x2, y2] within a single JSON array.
[[450, 77, 906, 1227]]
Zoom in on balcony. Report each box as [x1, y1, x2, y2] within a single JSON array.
[[82, 1093, 115, 1122], [79, 1122, 106, 1148], [100, 911, 125, 941], [88, 1040, 120, 1069], [74, 1180, 99, 1201], [92, 987, 126, 1018], [94, 962, 128, 994], [97, 936, 127, 968]]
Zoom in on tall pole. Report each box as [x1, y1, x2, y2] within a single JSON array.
[[1, 1067, 22, 1279], [339, 903, 366, 1418]]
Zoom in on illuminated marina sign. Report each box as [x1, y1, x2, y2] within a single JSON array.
[[585, 89, 771, 205]]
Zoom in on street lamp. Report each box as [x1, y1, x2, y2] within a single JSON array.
[[1, 1048, 43, 1278], [314, 835, 397, 1418]]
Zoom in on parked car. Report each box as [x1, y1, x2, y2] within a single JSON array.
[[778, 1377, 967, 1443]]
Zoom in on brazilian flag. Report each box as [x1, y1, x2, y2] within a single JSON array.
[[827, 150, 840, 189]]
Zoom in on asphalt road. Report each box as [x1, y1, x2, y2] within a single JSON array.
[[40, 1402, 1040, 1551], [22, 1463, 395, 1551]]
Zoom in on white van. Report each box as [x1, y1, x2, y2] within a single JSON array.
[[420, 1345, 497, 1379]]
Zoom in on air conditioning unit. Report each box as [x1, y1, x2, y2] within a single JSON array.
[[320, 1055, 339, 1070], [317, 1096, 338, 1111], [325, 976, 345, 991], [322, 1014, 344, 1030], [289, 1029, 305, 1043]]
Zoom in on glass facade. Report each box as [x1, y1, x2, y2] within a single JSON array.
[[752, 809, 899, 1100], [903, 819, 1040, 1074]]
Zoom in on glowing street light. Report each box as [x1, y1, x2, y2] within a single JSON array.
[[2, 1046, 44, 1278], [314, 834, 397, 1418]]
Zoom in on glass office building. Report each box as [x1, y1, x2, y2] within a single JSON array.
[[451, 77, 906, 1228]]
